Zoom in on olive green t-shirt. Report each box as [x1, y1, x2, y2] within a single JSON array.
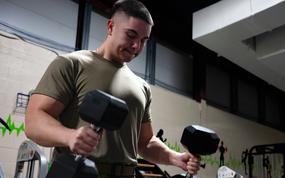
[[34, 50, 152, 165]]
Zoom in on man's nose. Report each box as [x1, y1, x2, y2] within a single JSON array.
[[131, 39, 141, 50]]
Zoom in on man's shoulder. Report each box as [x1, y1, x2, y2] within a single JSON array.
[[59, 50, 95, 62], [136, 75, 149, 87], [125, 66, 149, 86], [130, 71, 151, 92]]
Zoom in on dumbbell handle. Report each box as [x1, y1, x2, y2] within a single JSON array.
[[90, 124, 102, 133]]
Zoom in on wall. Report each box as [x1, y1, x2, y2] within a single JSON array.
[[0, 30, 56, 178], [0, 0, 78, 48], [150, 85, 285, 177]]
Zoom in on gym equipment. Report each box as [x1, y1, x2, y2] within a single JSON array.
[[180, 125, 220, 178], [14, 140, 48, 178], [135, 158, 170, 178], [46, 152, 98, 178], [248, 143, 285, 178], [0, 163, 6, 178], [79, 90, 128, 131], [47, 90, 129, 178], [0, 117, 11, 132], [217, 166, 244, 178]]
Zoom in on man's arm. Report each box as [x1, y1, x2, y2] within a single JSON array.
[[25, 94, 101, 155], [138, 122, 200, 174]]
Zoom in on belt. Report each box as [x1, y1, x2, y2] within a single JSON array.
[[96, 163, 136, 176]]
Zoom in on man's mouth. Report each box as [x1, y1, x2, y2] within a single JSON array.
[[123, 48, 136, 57]]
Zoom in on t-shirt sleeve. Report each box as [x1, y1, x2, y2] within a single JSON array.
[[142, 82, 152, 123], [33, 56, 76, 106]]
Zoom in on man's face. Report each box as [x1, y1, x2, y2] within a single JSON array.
[[107, 13, 152, 63]]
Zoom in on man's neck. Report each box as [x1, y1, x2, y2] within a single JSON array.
[[95, 44, 124, 65]]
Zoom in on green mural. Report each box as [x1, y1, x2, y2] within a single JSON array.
[[0, 114, 25, 136]]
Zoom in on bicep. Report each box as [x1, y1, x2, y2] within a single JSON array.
[[26, 94, 65, 119], [25, 94, 68, 146]]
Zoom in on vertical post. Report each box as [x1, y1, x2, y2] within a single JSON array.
[[75, 0, 92, 50], [248, 153, 254, 178], [257, 83, 266, 123], [230, 74, 238, 114], [192, 42, 207, 102], [26, 161, 35, 178], [145, 36, 156, 84]]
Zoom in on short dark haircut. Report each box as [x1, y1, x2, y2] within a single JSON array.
[[111, 0, 154, 26]]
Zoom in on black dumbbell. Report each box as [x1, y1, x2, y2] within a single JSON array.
[[47, 90, 128, 178], [79, 90, 128, 131], [180, 125, 220, 178]]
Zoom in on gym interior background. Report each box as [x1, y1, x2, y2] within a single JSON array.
[[0, 0, 285, 177]]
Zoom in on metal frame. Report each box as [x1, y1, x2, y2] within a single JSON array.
[[14, 140, 48, 178], [248, 143, 285, 178], [0, 163, 6, 178]]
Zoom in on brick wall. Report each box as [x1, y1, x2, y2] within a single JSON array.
[[0, 30, 57, 178]]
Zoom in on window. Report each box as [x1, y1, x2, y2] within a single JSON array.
[[237, 80, 258, 120], [155, 43, 193, 95], [206, 64, 230, 109]]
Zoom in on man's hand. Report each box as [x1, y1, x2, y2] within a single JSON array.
[[186, 153, 200, 175], [175, 152, 200, 175], [68, 126, 102, 156]]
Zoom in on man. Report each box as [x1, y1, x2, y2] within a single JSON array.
[[25, 0, 200, 177]]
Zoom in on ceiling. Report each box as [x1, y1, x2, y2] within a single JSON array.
[[193, 0, 285, 92]]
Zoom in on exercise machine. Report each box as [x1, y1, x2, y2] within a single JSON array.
[[136, 158, 170, 178], [14, 140, 48, 178], [248, 143, 285, 178], [217, 166, 243, 178], [0, 163, 6, 178]]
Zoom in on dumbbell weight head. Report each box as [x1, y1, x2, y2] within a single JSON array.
[[79, 90, 129, 131], [180, 125, 220, 155]]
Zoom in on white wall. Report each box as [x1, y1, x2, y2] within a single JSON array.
[[0, 0, 78, 47], [0, 30, 56, 178]]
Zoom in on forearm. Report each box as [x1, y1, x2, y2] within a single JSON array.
[[139, 136, 180, 165], [25, 109, 73, 147]]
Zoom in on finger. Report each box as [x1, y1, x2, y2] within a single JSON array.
[[189, 158, 200, 164], [75, 147, 91, 156], [188, 154, 201, 163], [82, 129, 102, 146], [188, 157, 200, 167], [73, 139, 94, 153], [186, 158, 200, 174], [187, 164, 200, 175], [81, 137, 100, 150], [187, 162, 200, 170]]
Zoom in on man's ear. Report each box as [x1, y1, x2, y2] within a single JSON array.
[[107, 20, 113, 35]]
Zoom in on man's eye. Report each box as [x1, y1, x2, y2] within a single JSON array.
[[127, 32, 136, 39]]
